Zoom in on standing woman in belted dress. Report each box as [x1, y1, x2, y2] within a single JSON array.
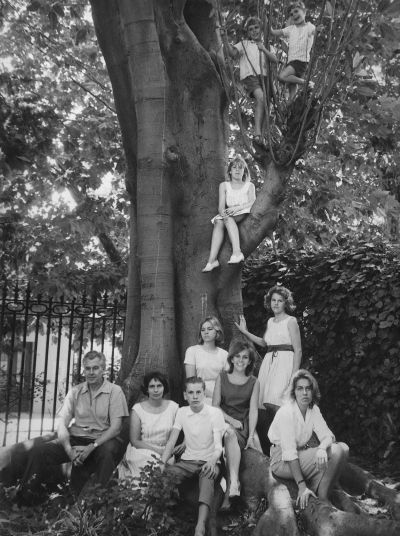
[[235, 285, 302, 452]]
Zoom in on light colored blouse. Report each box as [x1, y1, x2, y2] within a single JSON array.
[[133, 400, 179, 448], [184, 345, 228, 402], [225, 181, 252, 215], [268, 400, 333, 461]]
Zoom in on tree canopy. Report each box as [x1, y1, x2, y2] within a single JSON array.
[[0, 0, 399, 296]]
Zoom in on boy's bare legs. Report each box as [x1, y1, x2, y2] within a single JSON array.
[[194, 504, 209, 536], [279, 65, 304, 102], [252, 87, 265, 140]]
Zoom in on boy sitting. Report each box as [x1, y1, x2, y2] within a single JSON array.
[[160, 376, 225, 536]]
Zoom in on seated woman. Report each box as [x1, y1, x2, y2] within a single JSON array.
[[268, 369, 349, 509], [212, 339, 260, 510], [119, 371, 178, 481], [202, 154, 256, 271], [184, 316, 228, 405]]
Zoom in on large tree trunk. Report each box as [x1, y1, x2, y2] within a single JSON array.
[[89, 0, 291, 403]]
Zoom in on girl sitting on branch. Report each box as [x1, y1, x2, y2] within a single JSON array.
[[202, 155, 255, 272]]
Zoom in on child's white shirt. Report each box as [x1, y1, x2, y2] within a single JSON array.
[[282, 22, 315, 63], [173, 405, 225, 462]]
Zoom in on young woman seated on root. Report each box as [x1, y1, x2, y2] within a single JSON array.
[[268, 369, 349, 509], [202, 155, 256, 272], [212, 339, 261, 510]]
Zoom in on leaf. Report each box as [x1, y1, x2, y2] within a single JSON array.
[[383, 0, 400, 16], [356, 85, 376, 97], [27, 0, 41, 11]]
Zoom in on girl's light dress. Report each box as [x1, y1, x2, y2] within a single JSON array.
[[258, 316, 295, 408]]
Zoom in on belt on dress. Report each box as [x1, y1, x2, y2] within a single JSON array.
[[267, 344, 294, 353]]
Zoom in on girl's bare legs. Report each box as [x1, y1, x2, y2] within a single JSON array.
[[224, 217, 242, 258], [222, 427, 241, 509], [317, 442, 349, 504], [208, 219, 225, 262], [203, 219, 225, 271]]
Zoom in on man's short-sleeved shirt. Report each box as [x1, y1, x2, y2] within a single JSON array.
[[58, 379, 129, 439], [173, 404, 225, 462]]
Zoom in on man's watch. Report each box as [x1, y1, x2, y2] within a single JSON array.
[[92, 442, 98, 448]]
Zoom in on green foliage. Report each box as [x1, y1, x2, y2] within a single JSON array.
[[0, 462, 194, 536], [242, 239, 400, 459]]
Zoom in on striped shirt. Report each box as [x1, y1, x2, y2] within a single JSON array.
[[282, 22, 315, 63]]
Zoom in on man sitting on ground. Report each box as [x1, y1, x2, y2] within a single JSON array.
[[160, 376, 225, 536], [17, 350, 129, 504]]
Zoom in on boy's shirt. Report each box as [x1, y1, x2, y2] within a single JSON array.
[[282, 22, 315, 62], [234, 40, 276, 80], [173, 405, 225, 462]]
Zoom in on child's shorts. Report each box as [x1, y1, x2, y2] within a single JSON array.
[[242, 75, 268, 98], [287, 60, 308, 78]]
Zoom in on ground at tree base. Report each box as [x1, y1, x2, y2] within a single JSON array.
[[2, 448, 400, 536]]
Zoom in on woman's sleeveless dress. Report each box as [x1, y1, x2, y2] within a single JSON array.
[[220, 371, 257, 449], [118, 400, 178, 480], [257, 316, 294, 408]]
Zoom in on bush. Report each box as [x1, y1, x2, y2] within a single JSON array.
[[243, 239, 400, 459]]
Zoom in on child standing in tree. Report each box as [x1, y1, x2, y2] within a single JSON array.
[[221, 17, 278, 145], [269, 1, 316, 101]]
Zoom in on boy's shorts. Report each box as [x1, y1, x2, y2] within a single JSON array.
[[287, 60, 308, 78], [242, 75, 268, 98]]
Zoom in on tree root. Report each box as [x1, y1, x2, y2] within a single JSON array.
[[340, 462, 400, 520], [300, 497, 400, 536], [237, 450, 400, 536]]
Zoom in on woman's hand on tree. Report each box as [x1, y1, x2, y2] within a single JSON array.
[[316, 447, 328, 470], [296, 486, 316, 509], [234, 314, 247, 333]]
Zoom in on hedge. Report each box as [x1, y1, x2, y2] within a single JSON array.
[[242, 240, 400, 459]]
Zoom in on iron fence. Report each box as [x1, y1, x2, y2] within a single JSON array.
[[0, 283, 126, 446]]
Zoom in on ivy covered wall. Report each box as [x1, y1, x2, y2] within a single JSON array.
[[242, 240, 400, 459]]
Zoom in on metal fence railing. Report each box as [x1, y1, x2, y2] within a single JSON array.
[[0, 283, 126, 446]]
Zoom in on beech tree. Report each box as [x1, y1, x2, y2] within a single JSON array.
[[87, 0, 370, 399]]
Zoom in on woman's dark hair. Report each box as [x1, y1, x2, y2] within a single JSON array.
[[227, 155, 251, 183], [227, 339, 256, 376], [197, 316, 224, 345], [264, 285, 296, 313], [141, 371, 170, 396], [287, 369, 320, 407]]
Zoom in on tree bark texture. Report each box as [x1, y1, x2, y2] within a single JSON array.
[[88, 0, 294, 403]]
